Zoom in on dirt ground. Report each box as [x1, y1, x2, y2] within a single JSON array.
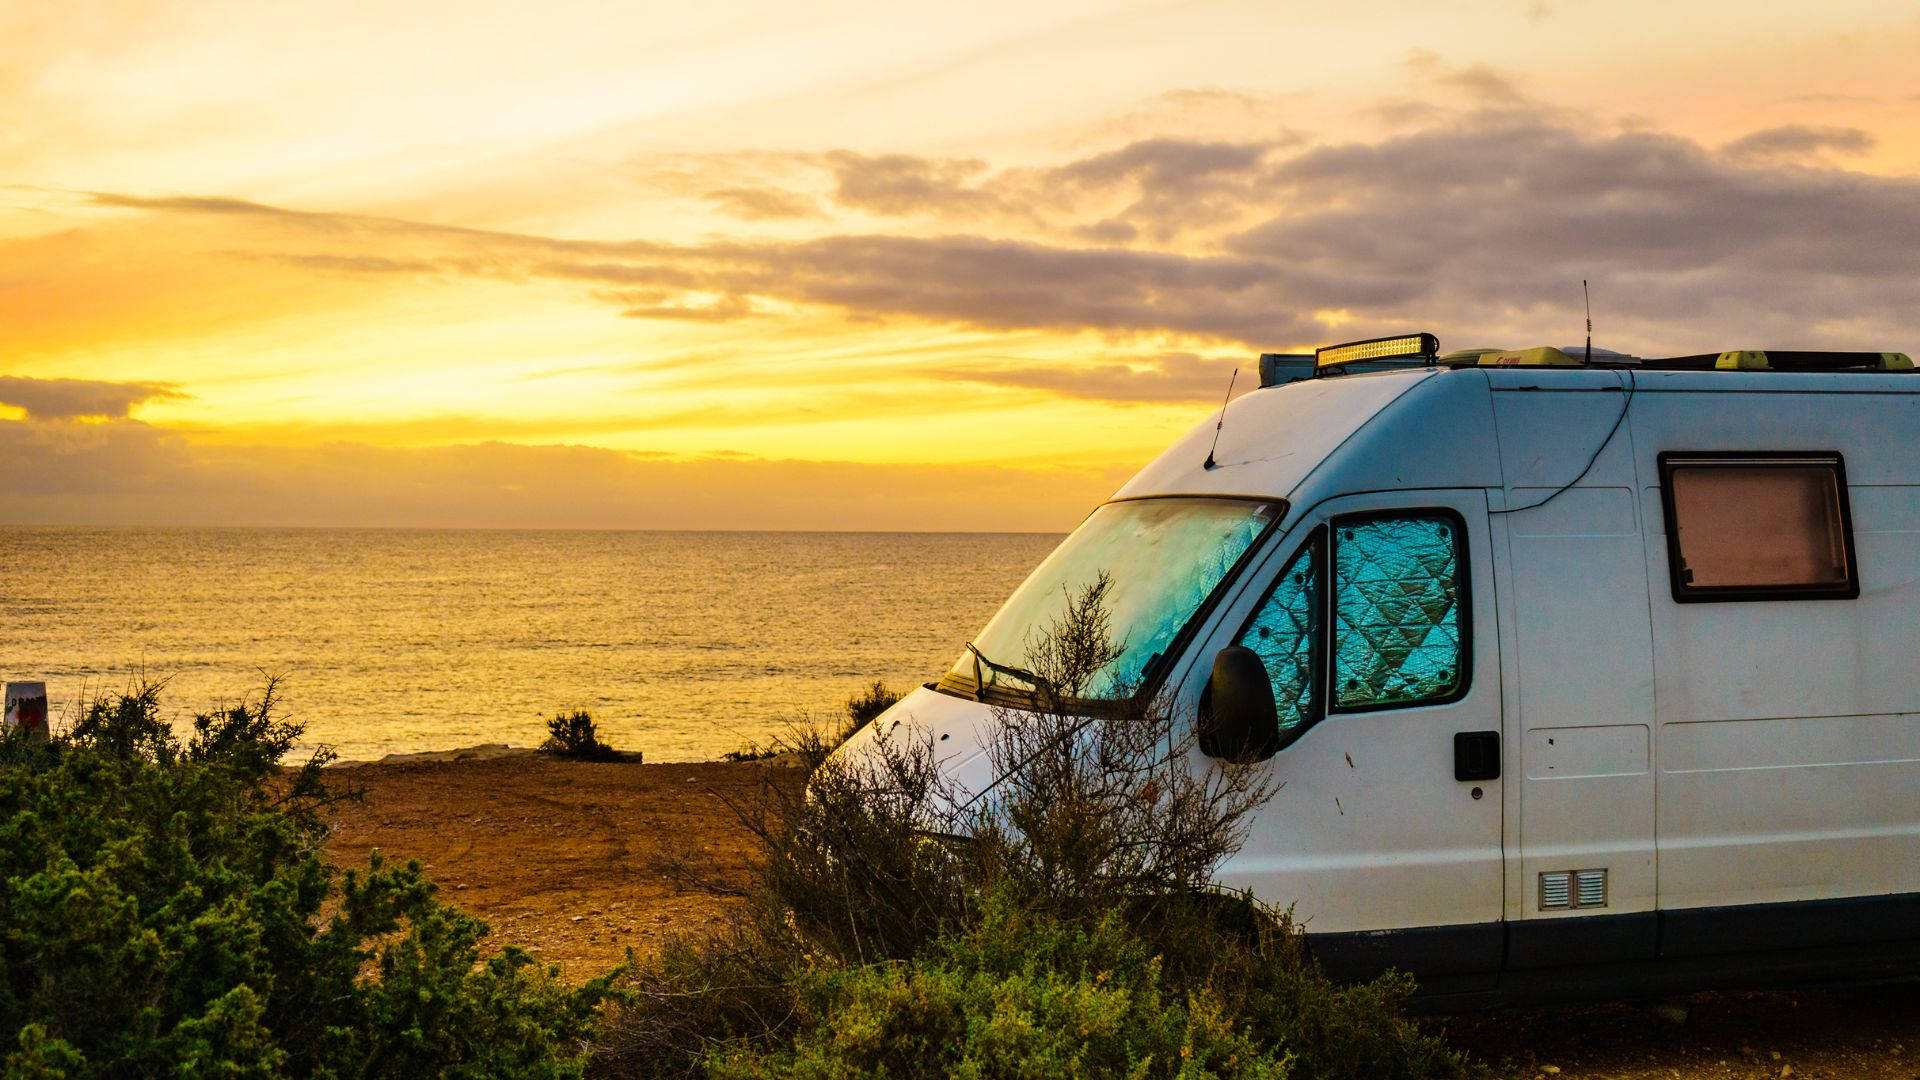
[[323, 754, 1920, 1077], [324, 750, 787, 976]]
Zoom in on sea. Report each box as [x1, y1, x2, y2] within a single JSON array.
[[0, 528, 1062, 762]]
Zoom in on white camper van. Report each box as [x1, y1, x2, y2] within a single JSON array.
[[847, 333, 1920, 1003]]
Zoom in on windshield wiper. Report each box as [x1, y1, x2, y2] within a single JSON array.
[[964, 642, 1056, 701]]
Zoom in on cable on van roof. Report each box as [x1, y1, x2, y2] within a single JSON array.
[[1492, 367, 1637, 517]]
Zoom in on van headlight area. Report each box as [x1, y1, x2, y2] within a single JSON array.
[[845, 334, 1920, 1007]]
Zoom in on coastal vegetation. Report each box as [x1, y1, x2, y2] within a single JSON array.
[[540, 709, 625, 762], [0, 681, 618, 1077], [598, 580, 1462, 1079], [841, 679, 901, 734], [0, 595, 1457, 1076]]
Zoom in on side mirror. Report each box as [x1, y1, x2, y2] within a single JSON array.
[[1199, 646, 1281, 763]]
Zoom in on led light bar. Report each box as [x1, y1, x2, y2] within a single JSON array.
[[1314, 332, 1439, 373]]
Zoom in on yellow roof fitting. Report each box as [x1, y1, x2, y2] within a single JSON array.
[[1715, 350, 1771, 370]]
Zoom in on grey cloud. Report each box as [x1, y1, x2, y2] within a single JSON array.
[[702, 186, 824, 221], [404, 229, 1322, 342], [90, 106, 1920, 355], [930, 353, 1247, 404], [817, 139, 1285, 240], [1242, 120, 1920, 275], [1035, 137, 1284, 240], [824, 151, 1005, 216], [1370, 99, 1447, 128], [1232, 118, 1920, 348], [744, 235, 1322, 343], [1073, 219, 1138, 244], [0, 376, 183, 420], [1721, 125, 1875, 163], [1437, 65, 1529, 106], [1046, 138, 1274, 192]]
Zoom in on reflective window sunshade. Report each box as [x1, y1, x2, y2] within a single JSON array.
[[1235, 535, 1321, 731], [1332, 515, 1464, 709]]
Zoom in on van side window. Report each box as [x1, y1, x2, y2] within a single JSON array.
[[1658, 452, 1858, 602], [1233, 531, 1322, 732], [1332, 513, 1467, 710]]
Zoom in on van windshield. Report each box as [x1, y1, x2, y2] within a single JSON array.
[[947, 497, 1283, 701]]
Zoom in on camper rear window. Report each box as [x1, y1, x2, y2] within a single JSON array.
[[1658, 452, 1858, 602]]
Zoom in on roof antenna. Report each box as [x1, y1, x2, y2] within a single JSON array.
[[1583, 279, 1593, 366], [1202, 367, 1238, 471]]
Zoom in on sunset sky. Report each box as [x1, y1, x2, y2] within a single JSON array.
[[6, 1, 1919, 530]]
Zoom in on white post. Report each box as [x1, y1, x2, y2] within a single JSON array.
[[5, 682, 49, 744]]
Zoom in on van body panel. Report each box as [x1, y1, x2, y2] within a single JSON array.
[[1488, 382, 1659, 933], [1625, 384, 1920, 914], [1196, 488, 1503, 959], [1288, 370, 1504, 500], [841, 685, 999, 808]]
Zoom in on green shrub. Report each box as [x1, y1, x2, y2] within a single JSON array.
[[709, 891, 1292, 1079], [0, 681, 621, 1077], [541, 710, 623, 762], [842, 680, 900, 736]]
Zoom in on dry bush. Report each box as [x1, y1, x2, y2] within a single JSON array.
[[594, 577, 1462, 1080]]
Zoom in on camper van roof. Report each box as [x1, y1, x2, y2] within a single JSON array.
[[1116, 366, 1438, 502], [1121, 356, 1918, 506]]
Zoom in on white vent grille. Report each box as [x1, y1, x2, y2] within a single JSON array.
[[1575, 868, 1608, 908], [1539, 872, 1571, 910]]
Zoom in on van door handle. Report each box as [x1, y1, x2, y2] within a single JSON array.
[[1453, 731, 1500, 782]]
